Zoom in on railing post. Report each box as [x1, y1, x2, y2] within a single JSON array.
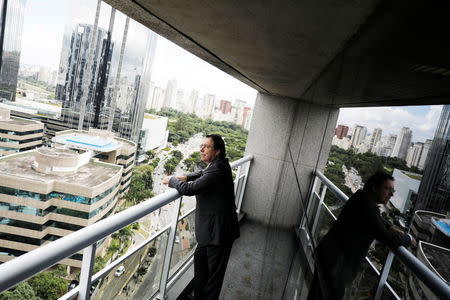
[[300, 175, 319, 231], [157, 197, 182, 299], [374, 250, 395, 300], [78, 244, 96, 300], [311, 183, 327, 237], [236, 160, 251, 214], [234, 165, 242, 195]]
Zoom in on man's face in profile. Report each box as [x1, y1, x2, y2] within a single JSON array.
[[375, 179, 395, 205], [200, 137, 219, 163]]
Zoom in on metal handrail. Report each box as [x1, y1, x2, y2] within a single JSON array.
[[393, 246, 450, 299], [313, 170, 450, 299], [0, 189, 180, 293], [0, 155, 253, 296]]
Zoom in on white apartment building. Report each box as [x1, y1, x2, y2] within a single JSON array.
[[391, 127, 412, 160], [390, 168, 421, 213], [141, 113, 169, 151]]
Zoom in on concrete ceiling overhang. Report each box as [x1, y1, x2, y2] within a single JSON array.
[[104, 0, 450, 107]]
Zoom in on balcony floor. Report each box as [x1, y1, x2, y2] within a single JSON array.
[[220, 220, 311, 299]]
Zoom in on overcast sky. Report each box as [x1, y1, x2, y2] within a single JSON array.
[[337, 105, 443, 143], [19, 0, 442, 142]]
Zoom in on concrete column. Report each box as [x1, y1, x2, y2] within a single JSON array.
[[243, 92, 339, 228]]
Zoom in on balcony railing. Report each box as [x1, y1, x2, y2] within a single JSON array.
[[0, 155, 253, 300], [299, 170, 450, 300]]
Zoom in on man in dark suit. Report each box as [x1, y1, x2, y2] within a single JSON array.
[[163, 134, 239, 300], [307, 171, 416, 300]]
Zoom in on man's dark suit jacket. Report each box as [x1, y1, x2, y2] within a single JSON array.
[[169, 157, 240, 247], [314, 189, 411, 297]]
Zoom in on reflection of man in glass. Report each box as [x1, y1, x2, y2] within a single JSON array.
[[163, 134, 239, 300], [307, 172, 416, 300]]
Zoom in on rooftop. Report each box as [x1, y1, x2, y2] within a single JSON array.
[[421, 242, 450, 284], [53, 132, 122, 153], [415, 210, 446, 224], [0, 151, 121, 189], [0, 116, 42, 127], [432, 218, 450, 237]]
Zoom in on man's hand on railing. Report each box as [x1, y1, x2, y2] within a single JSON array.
[[162, 176, 170, 185], [163, 176, 187, 185], [409, 235, 417, 249]]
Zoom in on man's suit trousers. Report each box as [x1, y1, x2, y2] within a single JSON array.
[[194, 243, 233, 300]]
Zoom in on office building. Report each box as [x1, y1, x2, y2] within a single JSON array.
[[406, 142, 424, 168], [202, 93, 215, 118], [163, 79, 177, 109], [219, 100, 232, 114], [416, 105, 449, 214], [391, 127, 412, 160], [334, 125, 349, 139], [242, 107, 252, 127], [418, 139, 432, 170], [52, 128, 136, 196], [369, 127, 382, 152], [140, 113, 168, 151], [56, 0, 158, 143], [0, 108, 43, 156], [390, 169, 421, 213], [0, 147, 123, 267], [0, 0, 25, 101], [350, 125, 366, 148]]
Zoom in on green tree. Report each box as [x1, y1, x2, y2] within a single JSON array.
[[51, 265, 67, 278], [94, 256, 106, 274], [0, 282, 41, 300], [148, 247, 157, 257], [146, 149, 156, 159], [28, 272, 68, 300], [137, 266, 147, 277]]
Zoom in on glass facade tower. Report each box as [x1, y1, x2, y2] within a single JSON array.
[[55, 0, 157, 142], [416, 105, 450, 213], [0, 0, 26, 102]]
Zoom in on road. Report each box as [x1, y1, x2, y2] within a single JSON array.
[[93, 134, 203, 299], [342, 165, 362, 193]]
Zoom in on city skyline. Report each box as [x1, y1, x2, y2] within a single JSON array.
[[19, 0, 258, 107], [18, 0, 443, 142], [338, 105, 442, 143]]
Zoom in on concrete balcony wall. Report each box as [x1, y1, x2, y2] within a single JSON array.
[[243, 92, 338, 228], [222, 93, 337, 299]]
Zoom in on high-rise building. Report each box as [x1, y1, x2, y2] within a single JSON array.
[[406, 142, 423, 168], [416, 105, 449, 214], [350, 125, 366, 148], [0, 0, 25, 101], [418, 139, 433, 170], [140, 113, 168, 151], [0, 108, 44, 156], [390, 169, 421, 213], [391, 127, 412, 160], [219, 99, 232, 114], [242, 107, 252, 127], [0, 147, 123, 267], [163, 79, 177, 109], [369, 128, 382, 152], [203, 93, 215, 118], [55, 0, 158, 143], [334, 125, 349, 139]]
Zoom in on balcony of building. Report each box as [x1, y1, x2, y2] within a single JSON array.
[[1, 0, 450, 299]]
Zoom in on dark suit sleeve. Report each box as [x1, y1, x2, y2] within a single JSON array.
[[381, 217, 393, 229], [367, 208, 410, 248], [186, 170, 203, 181], [169, 168, 220, 196]]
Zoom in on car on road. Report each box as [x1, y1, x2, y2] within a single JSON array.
[[115, 265, 125, 277]]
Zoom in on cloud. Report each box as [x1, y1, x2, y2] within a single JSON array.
[[337, 106, 443, 142]]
